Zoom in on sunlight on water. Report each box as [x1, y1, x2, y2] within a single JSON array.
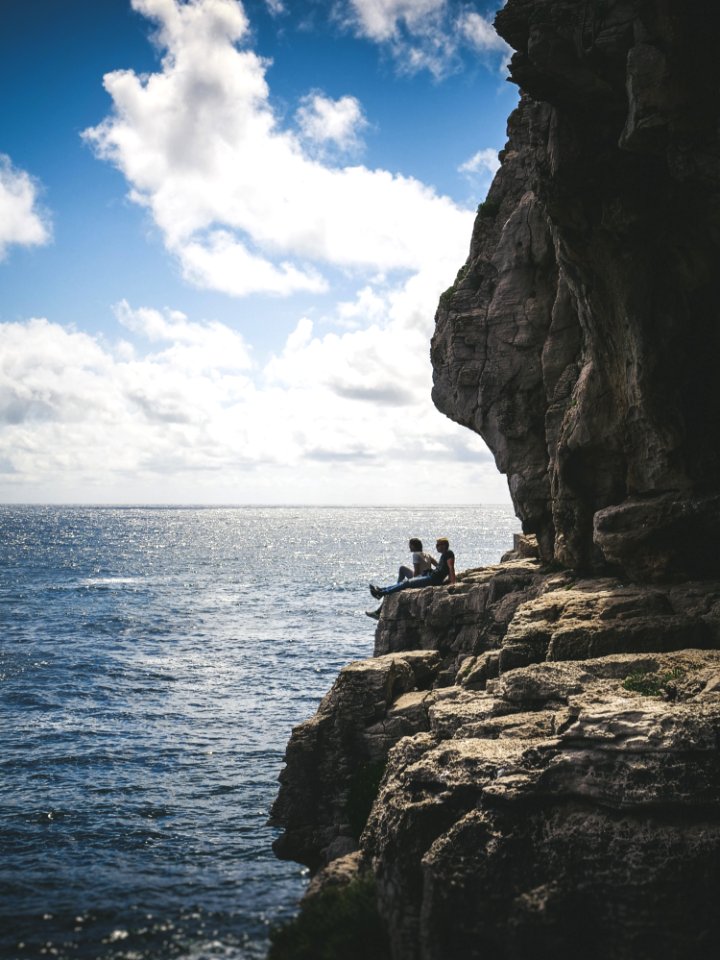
[[0, 505, 517, 959]]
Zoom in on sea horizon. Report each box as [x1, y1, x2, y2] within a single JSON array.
[[0, 501, 514, 509]]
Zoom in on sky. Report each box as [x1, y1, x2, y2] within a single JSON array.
[[0, 0, 517, 505]]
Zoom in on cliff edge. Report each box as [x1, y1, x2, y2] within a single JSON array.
[[269, 2, 720, 957]]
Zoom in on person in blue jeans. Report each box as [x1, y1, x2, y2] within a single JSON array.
[[369, 538, 456, 603]]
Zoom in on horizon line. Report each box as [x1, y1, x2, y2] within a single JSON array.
[[0, 501, 514, 509]]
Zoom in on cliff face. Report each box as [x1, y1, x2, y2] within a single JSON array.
[[269, 3, 720, 958], [363, 645, 720, 960], [431, 0, 720, 577]]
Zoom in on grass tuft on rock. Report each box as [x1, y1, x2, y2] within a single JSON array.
[[268, 873, 391, 960], [478, 197, 501, 218], [622, 667, 685, 697]]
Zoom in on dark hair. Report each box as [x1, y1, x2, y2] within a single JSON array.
[[409, 538, 422, 551]]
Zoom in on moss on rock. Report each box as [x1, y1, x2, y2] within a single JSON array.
[[268, 874, 390, 960]]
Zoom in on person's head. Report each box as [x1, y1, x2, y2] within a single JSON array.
[[409, 538, 422, 552], [436, 537, 449, 553]]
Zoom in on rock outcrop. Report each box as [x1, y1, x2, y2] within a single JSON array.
[[431, 0, 720, 577], [270, 2, 720, 957], [272, 566, 720, 958], [364, 647, 720, 960], [271, 650, 441, 870]]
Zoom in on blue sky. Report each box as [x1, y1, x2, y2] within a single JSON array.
[[1, 0, 517, 504]]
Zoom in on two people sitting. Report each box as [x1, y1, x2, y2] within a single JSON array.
[[366, 537, 456, 619]]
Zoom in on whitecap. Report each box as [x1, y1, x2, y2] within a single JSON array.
[[80, 577, 140, 587]]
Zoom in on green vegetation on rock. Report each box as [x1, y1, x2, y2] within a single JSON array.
[[438, 263, 470, 309], [268, 874, 391, 960], [622, 667, 685, 697], [478, 197, 501, 218]]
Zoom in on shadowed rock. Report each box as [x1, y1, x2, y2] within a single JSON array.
[[431, 0, 720, 578]]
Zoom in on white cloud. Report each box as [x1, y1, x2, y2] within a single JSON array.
[[459, 146, 500, 177], [0, 291, 510, 504], [0, 154, 52, 261], [339, 1, 509, 77], [342, 0, 454, 77], [177, 230, 328, 297], [296, 92, 368, 154], [39, 0, 512, 504], [114, 299, 254, 371], [345, 0, 446, 42], [458, 10, 508, 54], [84, 0, 471, 297]]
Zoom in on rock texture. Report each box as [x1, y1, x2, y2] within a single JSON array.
[[273, 565, 720, 957], [365, 648, 720, 960], [270, 650, 441, 870], [376, 560, 720, 677], [431, 0, 720, 577]]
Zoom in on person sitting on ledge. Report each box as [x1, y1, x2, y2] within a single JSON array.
[[369, 537, 455, 603], [398, 537, 437, 582]]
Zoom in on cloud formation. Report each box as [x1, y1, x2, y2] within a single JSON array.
[[0, 302, 506, 503], [0, 154, 52, 261], [458, 10, 509, 54], [344, 0, 446, 42], [341, 0, 510, 76], [296, 92, 368, 156], [25, 0, 510, 503], [84, 0, 471, 297], [458, 146, 500, 196]]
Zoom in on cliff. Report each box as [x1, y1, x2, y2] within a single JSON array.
[[432, 0, 720, 577], [269, 2, 720, 957]]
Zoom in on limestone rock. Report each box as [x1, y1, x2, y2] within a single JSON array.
[[273, 564, 720, 954], [271, 1, 720, 954], [373, 559, 549, 664], [375, 564, 720, 681], [270, 651, 441, 870], [500, 532, 540, 562], [303, 851, 364, 902], [431, 0, 720, 578], [362, 650, 720, 960]]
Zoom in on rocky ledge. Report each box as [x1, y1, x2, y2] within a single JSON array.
[[270, 559, 720, 958]]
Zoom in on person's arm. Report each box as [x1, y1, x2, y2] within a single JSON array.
[[446, 555, 456, 585]]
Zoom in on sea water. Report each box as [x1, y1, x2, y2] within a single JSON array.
[[0, 505, 517, 960]]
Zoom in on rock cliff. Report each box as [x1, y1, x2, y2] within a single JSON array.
[[269, 2, 720, 957], [432, 0, 720, 577]]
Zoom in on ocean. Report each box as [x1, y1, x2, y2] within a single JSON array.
[[0, 505, 517, 960]]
